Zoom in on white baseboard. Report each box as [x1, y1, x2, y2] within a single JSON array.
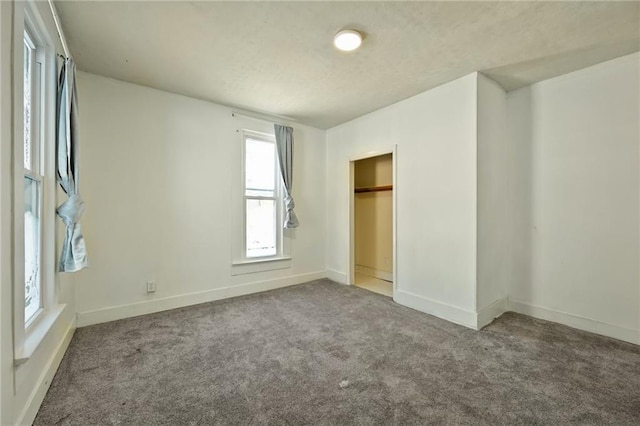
[[77, 271, 326, 327], [355, 265, 392, 282], [326, 269, 348, 285], [17, 316, 76, 426], [394, 289, 477, 329], [476, 297, 508, 329], [509, 299, 639, 345]]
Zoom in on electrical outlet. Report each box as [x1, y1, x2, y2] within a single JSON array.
[[146, 280, 156, 293]]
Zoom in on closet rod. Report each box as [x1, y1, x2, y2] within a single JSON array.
[[354, 185, 393, 193]]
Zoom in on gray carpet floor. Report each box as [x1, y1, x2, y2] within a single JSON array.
[[35, 279, 640, 425]]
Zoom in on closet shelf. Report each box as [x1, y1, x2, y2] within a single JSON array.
[[354, 185, 393, 193]]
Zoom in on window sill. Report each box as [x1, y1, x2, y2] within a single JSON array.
[[231, 256, 292, 276], [15, 304, 66, 366]]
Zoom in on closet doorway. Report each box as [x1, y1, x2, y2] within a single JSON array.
[[349, 152, 395, 297]]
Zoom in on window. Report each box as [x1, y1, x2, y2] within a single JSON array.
[[243, 133, 282, 259], [23, 28, 44, 325], [15, 4, 61, 365], [232, 126, 291, 275]]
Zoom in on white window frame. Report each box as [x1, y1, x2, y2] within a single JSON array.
[[243, 130, 282, 259], [23, 27, 44, 326], [14, 2, 62, 366], [232, 128, 291, 275]]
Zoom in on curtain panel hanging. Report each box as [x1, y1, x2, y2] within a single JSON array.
[[56, 58, 88, 272], [274, 124, 299, 228]]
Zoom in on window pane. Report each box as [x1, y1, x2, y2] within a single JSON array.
[[246, 199, 276, 258], [23, 40, 32, 170], [245, 138, 275, 195], [24, 176, 41, 322], [246, 189, 275, 197]]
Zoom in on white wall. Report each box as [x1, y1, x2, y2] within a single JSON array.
[[1, 1, 77, 425], [508, 53, 640, 344], [326, 74, 479, 327], [0, 3, 13, 423], [74, 72, 327, 325], [476, 74, 510, 325]]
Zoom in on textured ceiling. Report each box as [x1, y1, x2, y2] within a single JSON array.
[[55, 1, 640, 129]]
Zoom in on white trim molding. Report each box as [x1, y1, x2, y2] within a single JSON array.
[[509, 299, 639, 345], [395, 291, 508, 331], [231, 257, 292, 276], [355, 265, 393, 282], [394, 290, 478, 329], [476, 297, 508, 330], [16, 316, 75, 426], [326, 269, 348, 285], [77, 271, 326, 327]]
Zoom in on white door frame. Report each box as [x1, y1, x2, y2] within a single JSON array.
[[348, 145, 398, 297]]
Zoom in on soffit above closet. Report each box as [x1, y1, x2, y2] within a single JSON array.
[[54, 1, 639, 129]]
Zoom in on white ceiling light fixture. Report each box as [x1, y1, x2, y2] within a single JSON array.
[[334, 29, 362, 52]]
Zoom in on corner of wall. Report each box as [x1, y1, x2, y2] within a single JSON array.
[[325, 269, 347, 285], [476, 297, 508, 330], [504, 53, 639, 345], [475, 72, 510, 316], [394, 289, 478, 329]]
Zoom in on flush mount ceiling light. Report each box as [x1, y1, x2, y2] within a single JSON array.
[[333, 30, 362, 52]]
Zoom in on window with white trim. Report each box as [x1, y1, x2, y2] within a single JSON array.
[[242, 131, 283, 259], [15, 3, 59, 364], [23, 27, 45, 325]]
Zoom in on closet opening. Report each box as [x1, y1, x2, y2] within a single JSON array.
[[349, 151, 395, 297]]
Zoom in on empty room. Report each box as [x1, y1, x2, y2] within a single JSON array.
[[1, 1, 639, 425]]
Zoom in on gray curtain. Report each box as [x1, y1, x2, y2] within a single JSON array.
[[56, 58, 87, 272], [274, 124, 299, 228]]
